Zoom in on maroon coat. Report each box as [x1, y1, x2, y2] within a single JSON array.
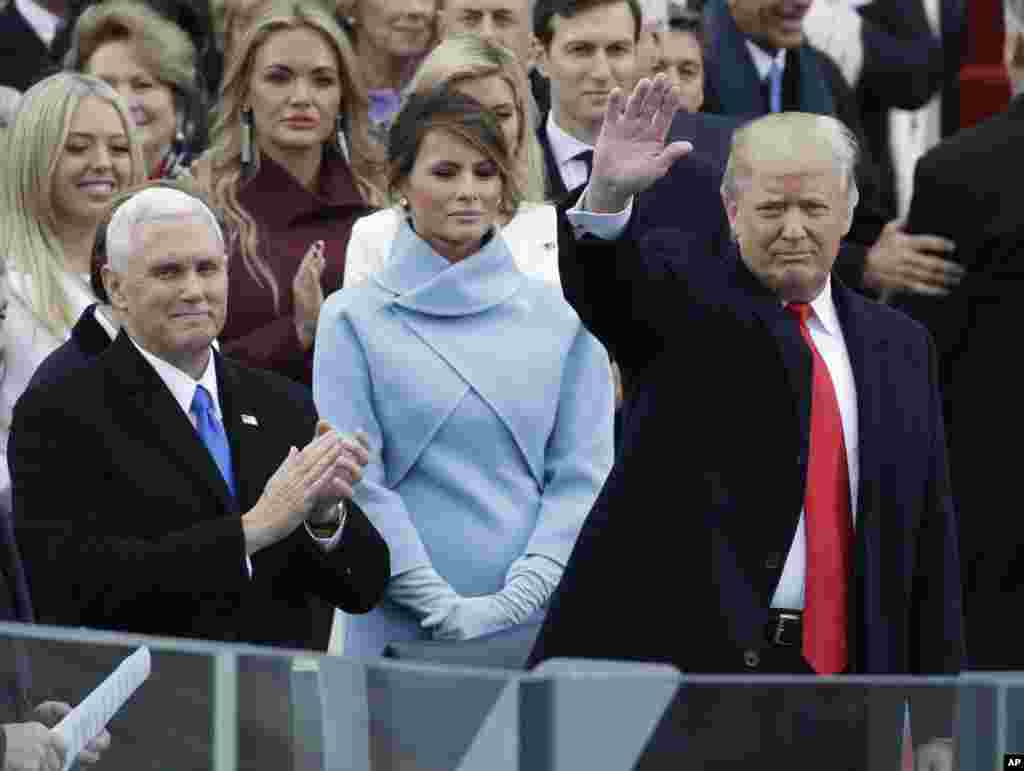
[[222, 153, 375, 385]]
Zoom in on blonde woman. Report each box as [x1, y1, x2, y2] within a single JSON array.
[[201, 0, 384, 386], [345, 34, 561, 289], [65, 0, 206, 179], [0, 72, 145, 503]]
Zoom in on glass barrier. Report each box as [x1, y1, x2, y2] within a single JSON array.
[[3, 621, 1022, 770]]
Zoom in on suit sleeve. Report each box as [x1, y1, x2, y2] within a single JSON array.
[[908, 329, 965, 743], [557, 201, 701, 374], [312, 294, 433, 578], [9, 389, 252, 628], [523, 325, 614, 566], [287, 502, 389, 614]]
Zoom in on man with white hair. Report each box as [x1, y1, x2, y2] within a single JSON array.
[[9, 184, 389, 650], [529, 76, 963, 768], [892, 0, 1024, 672]]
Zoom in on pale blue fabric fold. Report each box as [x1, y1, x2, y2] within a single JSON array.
[[314, 219, 614, 655]]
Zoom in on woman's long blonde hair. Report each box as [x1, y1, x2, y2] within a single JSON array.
[[407, 34, 547, 207], [206, 0, 384, 311], [0, 73, 145, 341]]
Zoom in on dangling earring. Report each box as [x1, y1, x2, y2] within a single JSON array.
[[335, 113, 350, 162], [399, 196, 409, 209], [240, 106, 254, 171]]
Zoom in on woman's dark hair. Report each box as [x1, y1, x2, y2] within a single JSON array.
[[387, 86, 523, 214]]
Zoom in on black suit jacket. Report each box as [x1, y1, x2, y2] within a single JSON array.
[[28, 304, 112, 391], [0, 2, 57, 93], [532, 211, 964, 744], [895, 95, 1024, 668], [9, 332, 389, 650]]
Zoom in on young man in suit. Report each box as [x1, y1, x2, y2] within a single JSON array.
[[892, 0, 1024, 671], [531, 75, 963, 769], [9, 186, 389, 651], [533, 0, 642, 197]]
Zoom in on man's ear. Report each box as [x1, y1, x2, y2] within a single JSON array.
[[102, 265, 125, 312], [532, 37, 549, 79]]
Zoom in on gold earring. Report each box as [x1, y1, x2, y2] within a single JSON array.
[[399, 196, 409, 209]]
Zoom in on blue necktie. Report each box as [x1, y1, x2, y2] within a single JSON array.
[[191, 385, 236, 498], [766, 59, 783, 114]]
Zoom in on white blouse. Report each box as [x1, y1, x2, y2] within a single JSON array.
[[343, 203, 562, 290]]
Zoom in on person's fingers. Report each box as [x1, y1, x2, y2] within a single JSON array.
[[316, 418, 333, 437], [914, 256, 965, 285], [651, 84, 682, 137], [905, 233, 956, 254], [603, 86, 625, 127], [909, 281, 950, 297], [333, 453, 365, 485], [623, 77, 651, 121], [659, 140, 693, 169], [340, 435, 370, 466], [89, 729, 112, 753]]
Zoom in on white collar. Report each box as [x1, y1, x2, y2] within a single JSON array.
[[91, 305, 118, 340], [784, 275, 842, 338], [14, 0, 61, 48], [129, 336, 222, 421], [545, 111, 593, 170], [745, 40, 787, 81]]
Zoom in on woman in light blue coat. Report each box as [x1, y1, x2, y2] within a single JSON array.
[[314, 87, 614, 656]]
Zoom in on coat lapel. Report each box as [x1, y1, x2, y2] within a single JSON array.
[[103, 333, 239, 516], [373, 221, 556, 487]]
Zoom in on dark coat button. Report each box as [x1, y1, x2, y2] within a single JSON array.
[[743, 649, 760, 668]]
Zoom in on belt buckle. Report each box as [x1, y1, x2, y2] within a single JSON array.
[[773, 612, 799, 647]]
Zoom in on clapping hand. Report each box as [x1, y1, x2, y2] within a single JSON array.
[[293, 240, 327, 351], [587, 73, 694, 214], [308, 420, 371, 523]]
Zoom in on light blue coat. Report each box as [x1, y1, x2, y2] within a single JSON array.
[[313, 219, 614, 655]]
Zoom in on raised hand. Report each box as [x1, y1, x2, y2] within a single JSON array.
[[293, 239, 327, 351], [588, 74, 694, 213]]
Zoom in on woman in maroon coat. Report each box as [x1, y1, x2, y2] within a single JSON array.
[[204, 0, 384, 385]]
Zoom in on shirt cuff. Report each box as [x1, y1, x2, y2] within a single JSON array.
[[566, 186, 633, 241], [305, 502, 348, 552]]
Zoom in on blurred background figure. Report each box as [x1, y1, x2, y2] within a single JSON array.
[[803, 0, 965, 218], [201, 0, 384, 386], [892, 0, 1024, 672], [63, 0, 207, 178], [346, 34, 552, 287], [52, 0, 220, 98], [0, 0, 66, 92], [0, 73, 145, 511], [650, 0, 703, 112], [336, 0, 437, 144], [315, 87, 613, 656], [436, 0, 543, 118]]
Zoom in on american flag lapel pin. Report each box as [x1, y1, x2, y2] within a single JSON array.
[[241, 414, 259, 427]]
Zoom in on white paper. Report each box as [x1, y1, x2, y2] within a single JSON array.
[[53, 646, 152, 771]]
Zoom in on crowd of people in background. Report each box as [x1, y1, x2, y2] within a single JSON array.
[[1, 0, 1020, 765]]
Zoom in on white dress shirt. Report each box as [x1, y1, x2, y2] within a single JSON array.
[[565, 204, 860, 611], [545, 112, 594, 192], [14, 0, 61, 48], [128, 338, 346, 574], [771, 278, 859, 610], [745, 41, 787, 81]]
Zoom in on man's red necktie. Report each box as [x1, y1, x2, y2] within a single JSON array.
[[787, 302, 852, 675]]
